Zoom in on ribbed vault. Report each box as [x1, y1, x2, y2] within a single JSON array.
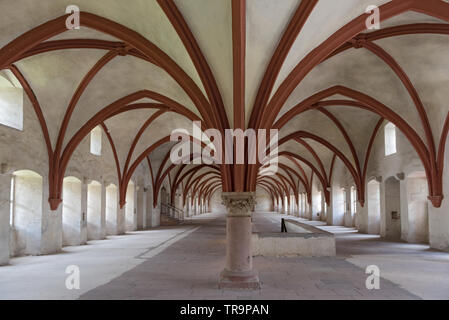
[[1, 0, 449, 211]]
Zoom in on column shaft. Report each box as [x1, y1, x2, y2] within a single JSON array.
[[219, 192, 260, 290]]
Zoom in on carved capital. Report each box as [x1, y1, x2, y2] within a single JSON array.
[[396, 172, 405, 181], [222, 192, 256, 217]]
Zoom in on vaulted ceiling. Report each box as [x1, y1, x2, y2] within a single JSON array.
[[1, 0, 449, 209]]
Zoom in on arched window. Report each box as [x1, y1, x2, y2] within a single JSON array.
[[90, 126, 102, 155], [384, 122, 397, 156], [351, 186, 357, 215], [0, 70, 23, 130]]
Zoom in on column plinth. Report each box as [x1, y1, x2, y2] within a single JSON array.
[[219, 192, 260, 290]]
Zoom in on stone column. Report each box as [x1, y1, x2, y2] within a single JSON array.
[[117, 206, 126, 235], [152, 204, 161, 227], [219, 192, 260, 290], [142, 187, 148, 229], [41, 175, 62, 255], [177, 195, 182, 218]]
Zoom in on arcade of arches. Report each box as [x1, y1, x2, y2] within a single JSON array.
[[1, 0, 449, 299]]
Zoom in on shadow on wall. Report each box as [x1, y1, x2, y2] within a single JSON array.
[[404, 172, 429, 243], [384, 176, 402, 240], [210, 189, 226, 213]]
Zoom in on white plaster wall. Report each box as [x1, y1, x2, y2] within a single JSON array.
[[355, 124, 420, 236], [329, 158, 356, 227], [255, 187, 272, 212], [152, 204, 161, 227], [336, 121, 449, 250], [210, 190, 226, 213]]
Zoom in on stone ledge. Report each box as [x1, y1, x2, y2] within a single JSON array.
[[252, 219, 336, 257]]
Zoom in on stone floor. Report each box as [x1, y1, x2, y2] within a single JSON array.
[[1, 211, 448, 299]]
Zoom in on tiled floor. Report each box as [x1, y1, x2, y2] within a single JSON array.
[[2, 211, 448, 300], [80, 212, 420, 300]]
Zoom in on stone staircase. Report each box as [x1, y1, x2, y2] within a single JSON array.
[[160, 213, 180, 226], [160, 203, 183, 226]]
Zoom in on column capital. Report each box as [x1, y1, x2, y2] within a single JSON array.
[[396, 172, 405, 181], [221, 192, 256, 217]]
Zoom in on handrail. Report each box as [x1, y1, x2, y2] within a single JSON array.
[[161, 203, 184, 220], [162, 203, 183, 214]]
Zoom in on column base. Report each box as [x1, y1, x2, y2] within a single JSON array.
[[218, 269, 260, 290]]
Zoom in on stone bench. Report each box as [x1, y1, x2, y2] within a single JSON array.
[[252, 219, 336, 257]]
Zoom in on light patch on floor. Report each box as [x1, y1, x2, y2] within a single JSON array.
[[258, 212, 449, 300], [0, 225, 198, 299], [0, 211, 447, 300]]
